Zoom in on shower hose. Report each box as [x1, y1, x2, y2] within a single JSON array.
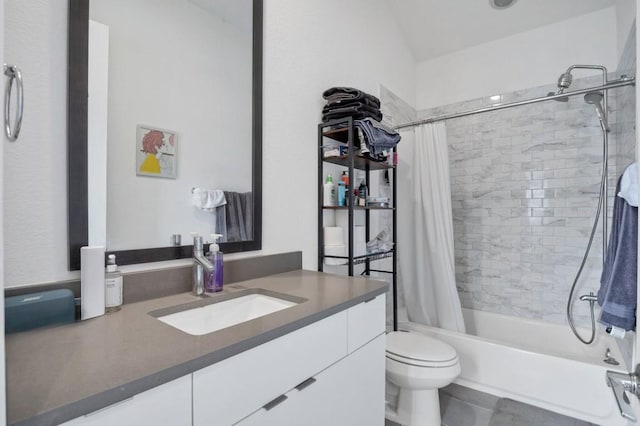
[[566, 124, 608, 345]]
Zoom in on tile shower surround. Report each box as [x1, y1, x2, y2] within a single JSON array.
[[381, 52, 635, 327], [418, 76, 631, 327]]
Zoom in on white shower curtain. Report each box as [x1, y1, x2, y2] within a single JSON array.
[[398, 122, 465, 332]]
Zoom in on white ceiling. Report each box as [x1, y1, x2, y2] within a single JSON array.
[[386, 0, 617, 62]]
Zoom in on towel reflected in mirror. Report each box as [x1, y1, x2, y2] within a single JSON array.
[[215, 191, 253, 242]]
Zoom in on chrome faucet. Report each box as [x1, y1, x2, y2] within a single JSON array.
[[192, 235, 214, 296], [606, 366, 640, 421]]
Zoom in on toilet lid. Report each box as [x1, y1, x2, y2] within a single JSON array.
[[386, 331, 458, 364]]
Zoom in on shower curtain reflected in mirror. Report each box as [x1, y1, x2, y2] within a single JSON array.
[[398, 123, 465, 332]]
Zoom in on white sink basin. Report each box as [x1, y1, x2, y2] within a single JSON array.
[[155, 292, 299, 336]]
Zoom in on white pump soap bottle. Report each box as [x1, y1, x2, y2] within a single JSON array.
[[105, 254, 123, 312]]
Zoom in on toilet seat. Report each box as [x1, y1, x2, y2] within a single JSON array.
[[386, 331, 458, 368]]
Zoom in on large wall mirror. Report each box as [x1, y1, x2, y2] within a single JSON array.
[[68, 0, 262, 270]]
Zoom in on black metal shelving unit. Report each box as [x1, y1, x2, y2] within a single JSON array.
[[318, 117, 398, 331]]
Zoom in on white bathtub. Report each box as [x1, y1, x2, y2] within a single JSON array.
[[401, 308, 630, 425]]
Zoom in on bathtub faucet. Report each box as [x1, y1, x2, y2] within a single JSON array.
[[579, 292, 597, 303], [606, 366, 640, 422]]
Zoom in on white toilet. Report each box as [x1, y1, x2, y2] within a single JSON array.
[[385, 330, 461, 426]]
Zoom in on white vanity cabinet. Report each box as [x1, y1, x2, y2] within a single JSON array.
[[61, 293, 385, 426], [60, 375, 192, 426]]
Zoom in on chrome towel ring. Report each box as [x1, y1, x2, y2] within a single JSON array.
[[4, 64, 23, 141]]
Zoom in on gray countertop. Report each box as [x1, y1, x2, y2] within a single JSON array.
[[6, 270, 387, 426]]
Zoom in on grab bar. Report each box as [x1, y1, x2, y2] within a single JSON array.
[[606, 366, 640, 422], [4, 64, 24, 141]]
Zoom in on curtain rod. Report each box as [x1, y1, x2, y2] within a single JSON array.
[[394, 77, 635, 130]]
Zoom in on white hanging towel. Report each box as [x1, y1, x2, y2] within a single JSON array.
[[618, 162, 638, 207], [192, 188, 227, 211]]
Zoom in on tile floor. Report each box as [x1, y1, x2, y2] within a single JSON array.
[[385, 384, 596, 426]]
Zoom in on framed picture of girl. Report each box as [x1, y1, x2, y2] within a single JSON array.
[[135, 125, 178, 179]]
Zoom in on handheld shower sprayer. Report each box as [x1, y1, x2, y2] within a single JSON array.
[[562, 64, 610, 346], [584, 92, 610, 132]]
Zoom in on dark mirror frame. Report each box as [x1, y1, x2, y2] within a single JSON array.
[[67, 0, 262, 270]]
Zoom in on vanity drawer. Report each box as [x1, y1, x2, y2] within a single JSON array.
[[192, 310, 348, 426], [60, 375, 191, 426], [347, 293, 386, 353]]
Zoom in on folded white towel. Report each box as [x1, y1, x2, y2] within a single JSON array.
[[618, 162, 638, 207], [192, 188, 226, 211]]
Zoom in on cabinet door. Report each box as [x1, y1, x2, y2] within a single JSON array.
[[236, 334, 385, 426], [348, 294, 386, 353], [193, 311, 347, 426], [60, 375, 191, 426]]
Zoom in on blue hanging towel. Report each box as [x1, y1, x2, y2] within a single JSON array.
[[598, 173, 638, 331]]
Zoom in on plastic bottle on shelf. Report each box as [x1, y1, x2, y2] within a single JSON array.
[[105, 254, 123, 312], [337, 181, 346, 206], [323, 174, 336, 206], [341, 171, 349, 187], [341, 172, 350, 206], [358, 181, 368, 206]]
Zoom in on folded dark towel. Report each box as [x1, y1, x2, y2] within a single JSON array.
[[322, 103, 381, 116], [322, 110, 383, 123], [355, 118, 401, 156], [322, 87, 381, 108], [598, 176, 638, 331], [324, 97, 381, 110], [322, 99, 381, 113]]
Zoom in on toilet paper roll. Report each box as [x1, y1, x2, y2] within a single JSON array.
[[336, 211, 349, 233], [336, 210, 365, 229], [322, 210, 336, 227], [324, 227, 344, 246], [324, 244, 347, 265], [336, 211, 365, 247]]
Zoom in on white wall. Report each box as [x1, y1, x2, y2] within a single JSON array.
[[4, 1, 69, 287], [415, 7, 619, 110], [261, 0, 415, 270], [3, 0, 415, 287], [616, 0, 636, 58], [1, 0, 8, 420]]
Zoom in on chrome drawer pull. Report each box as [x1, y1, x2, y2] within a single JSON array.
[[263, 394, 288, 411], [295, 377, 317, 391]]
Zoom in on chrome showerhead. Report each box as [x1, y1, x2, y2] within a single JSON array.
[[547, 70, 573, 100], [584, 92, 609, 132], [557, 72, 573, 93]]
